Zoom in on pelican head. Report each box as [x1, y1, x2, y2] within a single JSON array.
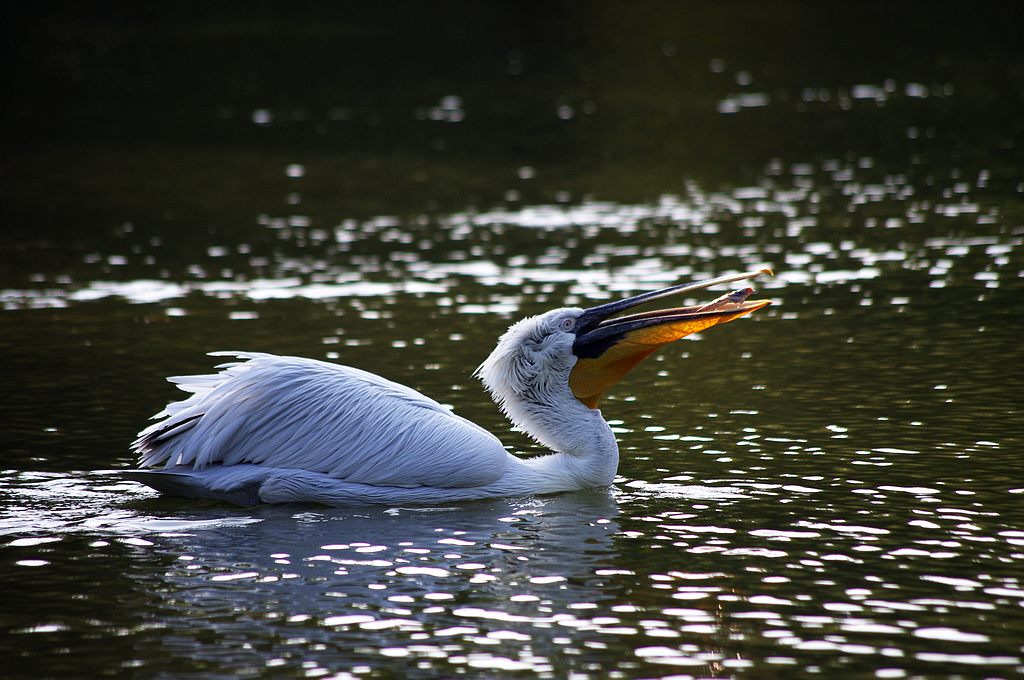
[[476, 269, 773, 444]]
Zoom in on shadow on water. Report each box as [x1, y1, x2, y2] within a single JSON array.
[[5, 464, 1023, 676], [1, 470, 630, 676]]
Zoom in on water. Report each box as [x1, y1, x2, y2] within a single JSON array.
[[2, 4, 1023, 678]]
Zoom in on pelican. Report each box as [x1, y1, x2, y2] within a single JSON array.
[[126, 269, 772, 506]]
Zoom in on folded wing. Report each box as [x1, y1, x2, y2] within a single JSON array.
[[132, 352, 507, 488]]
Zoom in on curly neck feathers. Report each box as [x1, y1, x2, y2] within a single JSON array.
[[475, 315, 619, 487]]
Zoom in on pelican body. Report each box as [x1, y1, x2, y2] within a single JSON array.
[[128, 270, 772, 506]]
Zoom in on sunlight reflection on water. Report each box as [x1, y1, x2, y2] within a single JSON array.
[[5, 160, 1018, 316], [3, 468, 1022, 677]]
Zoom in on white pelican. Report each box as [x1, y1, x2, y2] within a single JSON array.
[[127, 269, 772, 506]]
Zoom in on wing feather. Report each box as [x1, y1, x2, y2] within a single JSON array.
[[132, 352, 507, 488]]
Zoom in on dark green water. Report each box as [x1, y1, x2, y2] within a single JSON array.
[[2, 4, 1023, 678]]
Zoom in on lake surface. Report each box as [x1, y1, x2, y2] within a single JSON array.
[[2, 4, 1022, 678]]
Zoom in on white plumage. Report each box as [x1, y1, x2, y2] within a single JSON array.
[[128, 270, 772, 506], [136, 352, 505, 488]]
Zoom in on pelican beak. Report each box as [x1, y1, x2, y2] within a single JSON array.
[[570, 268, 773, 408]]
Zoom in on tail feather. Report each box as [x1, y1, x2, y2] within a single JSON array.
[[133, 413, 204, 454]]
